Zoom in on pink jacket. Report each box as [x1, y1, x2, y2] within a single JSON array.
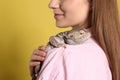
[[37, 28, 112, 80]]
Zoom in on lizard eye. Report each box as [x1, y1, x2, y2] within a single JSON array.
[[80, 32, 84, 35], [70, 35, 73, 37], [79, 30, 85, 35]]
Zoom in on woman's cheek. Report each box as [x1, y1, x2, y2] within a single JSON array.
[[61, 0, 72, 11]]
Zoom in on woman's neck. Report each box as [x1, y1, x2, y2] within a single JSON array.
[[72, 18, 91, 30], [72, 24, 91, 30]]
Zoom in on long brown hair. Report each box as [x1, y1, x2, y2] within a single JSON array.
[[89, 0, 120, 80]]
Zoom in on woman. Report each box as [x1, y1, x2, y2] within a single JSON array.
[[29, 0, 120, 80]]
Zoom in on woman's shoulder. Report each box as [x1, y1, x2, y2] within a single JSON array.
[[65, 36, 103, 52], [64, 37, 108, 62], [46, 36, 105, 57]]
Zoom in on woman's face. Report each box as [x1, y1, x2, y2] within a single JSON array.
[[48, 0, 91, 29]]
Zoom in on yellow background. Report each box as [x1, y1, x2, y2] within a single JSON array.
[[0, 0, 119, 80]]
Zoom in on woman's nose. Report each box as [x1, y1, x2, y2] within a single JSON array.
[[48, 0, 60, 9]]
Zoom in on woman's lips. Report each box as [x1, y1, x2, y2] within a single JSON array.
[[54, 14, 64, 19]]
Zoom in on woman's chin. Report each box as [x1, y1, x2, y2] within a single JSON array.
[[56, 23, 70, 28], [56, 25, 69, 28]]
